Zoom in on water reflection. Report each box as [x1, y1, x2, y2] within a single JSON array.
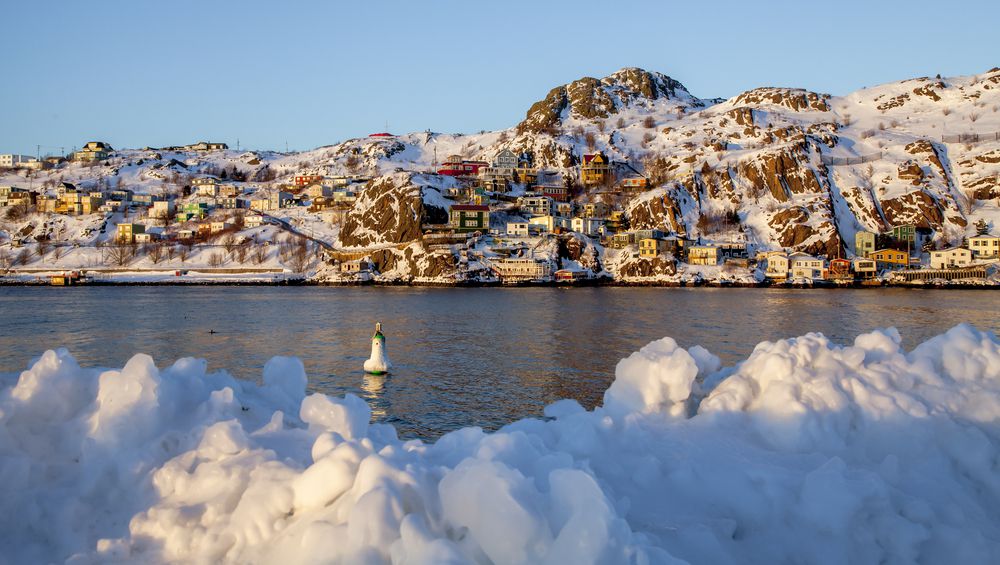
[[0, 286, 997, 439]]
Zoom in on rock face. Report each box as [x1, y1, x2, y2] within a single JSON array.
[[339, 173, 437, 248], [516, 68, 700, 134]]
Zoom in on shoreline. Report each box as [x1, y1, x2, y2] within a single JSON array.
[[1, 275, 996, 290]]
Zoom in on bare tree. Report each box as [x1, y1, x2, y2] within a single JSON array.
[[642, 116, 656, 129], [208, 252, 225, 267], [101, 241, 136, 267], [234, 243, 249, 263], [287, 239, 310, 272], [166, 245, 177, 261], [584, 132, 597, 152], [177, 244, 191, 263], [0, 249, 11, 271], [13, 248, 31, 267], [52, 246, 64, 261], [35, 240, 50, 258], [616, 117, 625, 129], [147, 242, 165, 264], [222, 234, 238, 254], [251, 245, 268, 265]]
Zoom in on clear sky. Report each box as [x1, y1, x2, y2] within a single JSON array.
[[2, 0, 997, 156]]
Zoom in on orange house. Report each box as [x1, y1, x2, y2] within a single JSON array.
[[869, 248, 911, 270]]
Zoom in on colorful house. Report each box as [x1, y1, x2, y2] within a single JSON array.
[[72, 141, 112, 162], [869, 248, 911, 271], [639, 238, 669, 258], [581, 152, 611, 186], [438, 157, 489, 177], [687, 245, 719, 266], [855, 231, 876, 257], [116, 223, 144, 243], [449, 204, 490, 233]]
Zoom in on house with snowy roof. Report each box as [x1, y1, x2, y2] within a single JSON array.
[[789, 253, 825, 280], [930, 247, 972, 269]]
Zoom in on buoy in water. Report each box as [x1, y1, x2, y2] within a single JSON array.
[[363, 322, 392, 375]]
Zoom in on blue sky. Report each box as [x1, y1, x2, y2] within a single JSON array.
[[1, 0, 997, 155]]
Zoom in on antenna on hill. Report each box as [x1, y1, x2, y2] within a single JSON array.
[[285, 140, 289, 153], [237, 138, 240, 151]]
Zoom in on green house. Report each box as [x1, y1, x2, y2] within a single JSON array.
[[449, 204, 490, 233]]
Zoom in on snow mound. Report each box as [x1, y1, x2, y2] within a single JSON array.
[[2, 325, 999, 563]]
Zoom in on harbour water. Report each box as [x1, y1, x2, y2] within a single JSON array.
[[0, 286, 996, 438]]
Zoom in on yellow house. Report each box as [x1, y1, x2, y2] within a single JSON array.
[[581, 152, 611, 186], [968, 234, 1000, 259], [72, 141, 113, 162], [639, 238, 668, 258], [869, 248, 910, 270], [116, 223, 144, 243], [687, 246, 719, 265]]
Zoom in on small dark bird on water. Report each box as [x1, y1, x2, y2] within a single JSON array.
[[209, 330, 216, 334]]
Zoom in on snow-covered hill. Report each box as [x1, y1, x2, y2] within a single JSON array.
[[2, 66, 999, 280]]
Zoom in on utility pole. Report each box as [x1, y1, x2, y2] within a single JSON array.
[[237, 138, 240, 151]]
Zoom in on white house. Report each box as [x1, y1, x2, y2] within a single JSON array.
[[570, 217, 604, 237], [150, 200, 175, 219], [506, 221, 529, 237], [520, 196, 553, 217], [0, 154, 34, 168], [304, 183, 332, 199], [789, 253, 825, 280], [852, 257, 877, 278], [764, 253, 790, 279], [244, 213, 265, 228], [930, 247, 973, 269], [968, 234, 1000, 260], [193, 178, 220, 197], [491, 258, 552, 282]]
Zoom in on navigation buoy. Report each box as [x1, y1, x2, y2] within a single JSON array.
[[363, 322, 392, 375]]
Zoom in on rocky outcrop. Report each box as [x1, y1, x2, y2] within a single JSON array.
[[339, 174, 428, 248], [767, 206, 841, 257], [516, 68, 697, 134], [617, 256, 677, 278], [732, 87, 831, 112], [736, 144, 825, 202]]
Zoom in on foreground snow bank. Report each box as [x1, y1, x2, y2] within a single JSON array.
[[2, 326, 999, 563]]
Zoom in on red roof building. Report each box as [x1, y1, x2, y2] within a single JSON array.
[[438, 160, 489, 177]]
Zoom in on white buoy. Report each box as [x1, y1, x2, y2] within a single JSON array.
[[363, 322, 392, 375]]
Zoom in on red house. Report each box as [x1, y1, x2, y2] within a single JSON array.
[[294, 175, 324, 187], [368, 132, 395, 138], [540, 185, 569, 202], [438, 160, 489, 177]]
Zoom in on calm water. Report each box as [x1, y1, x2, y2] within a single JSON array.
[[0, 286, 997, 439]]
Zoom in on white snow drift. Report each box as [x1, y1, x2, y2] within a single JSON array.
[[1, 325, 999, 563]]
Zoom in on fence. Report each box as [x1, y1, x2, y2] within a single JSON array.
[[820, 152, 883, 166], [941, 132, 1000, 144]]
